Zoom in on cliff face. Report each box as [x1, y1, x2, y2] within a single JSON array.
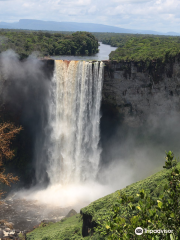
[[102, 59, 180, 127]]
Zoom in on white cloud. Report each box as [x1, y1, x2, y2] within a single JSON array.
[[112, 0, 152, 3], [88, 6, 97, 13], [0, 0, 179, 33]]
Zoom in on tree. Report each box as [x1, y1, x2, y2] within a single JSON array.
[[0, 121, 22, 201]]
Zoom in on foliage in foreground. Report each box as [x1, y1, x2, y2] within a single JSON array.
[[26, 152, 180, 240], [0, 30, 99, 59], [94, 151, 180, 240], [0, 120, 22, 201], [109, 36, 180, 63], [26, 214, 83, 240]]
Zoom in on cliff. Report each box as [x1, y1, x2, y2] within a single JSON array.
[[102, 58, 180, 127]]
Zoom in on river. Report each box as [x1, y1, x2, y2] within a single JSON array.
[[51, 42, 117, 61]]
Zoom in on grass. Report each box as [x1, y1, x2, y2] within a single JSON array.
[[26, 162, 180, 239], [26, 214, 83, 240]]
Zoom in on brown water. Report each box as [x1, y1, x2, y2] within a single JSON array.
[[0, 196, 70, 231]]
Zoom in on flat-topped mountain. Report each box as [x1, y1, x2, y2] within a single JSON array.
[[0, 19, 179, 35]]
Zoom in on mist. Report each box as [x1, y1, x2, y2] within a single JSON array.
[[0, 49, 51, 187], [99, 102, 180, 189]]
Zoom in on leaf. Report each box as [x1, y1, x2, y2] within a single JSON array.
[[139, 189, 145, 199], [136, 206, 141, 211], [157, 200, 163, 208], [106, 225, 110, 230], [170, 233, 175, 240], [159, 194, 164, 199]]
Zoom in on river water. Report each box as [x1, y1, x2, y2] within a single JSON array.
[[51, 42, 117, 61], [0, 42, 117, 234], [0, 196, 70, 231]]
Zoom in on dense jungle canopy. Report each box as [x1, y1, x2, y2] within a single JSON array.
[[92, 32, 180, 63], [108, 36, 180, 62], [0, 30, 99, 59], [1, 29, 180, 63]]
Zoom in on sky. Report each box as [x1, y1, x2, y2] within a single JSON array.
[[0, 0, 179, 33]]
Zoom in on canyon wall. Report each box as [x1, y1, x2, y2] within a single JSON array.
[[102, 59, 180, 127]]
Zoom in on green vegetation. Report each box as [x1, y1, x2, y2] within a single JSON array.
[[94, 151, 180, 239], [93, 32, 136, 47], [81, 155, 179, 223], [109, 36, 180, 62], [93, 32, 180, 63], [1, 29, 180, 63], [0, 30, 98, 59], [27, 152, 180, 240], [26, 214, 83, 240]]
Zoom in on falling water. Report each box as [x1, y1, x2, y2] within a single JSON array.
[[47, 60, 104, 185]]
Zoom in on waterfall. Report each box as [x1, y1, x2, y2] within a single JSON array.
[[47, 60, 104, 185]]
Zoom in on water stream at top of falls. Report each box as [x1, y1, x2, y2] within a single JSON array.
[[51, 42, 117, 61], [46, 60, 104, 185]]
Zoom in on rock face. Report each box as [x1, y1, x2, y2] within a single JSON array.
[[81, 212, 96, 237], [102, 59, 180, 127]]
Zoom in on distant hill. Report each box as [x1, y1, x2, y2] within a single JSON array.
[[0, 19, 179, 36]]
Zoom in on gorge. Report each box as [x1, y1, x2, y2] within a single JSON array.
[[1, 47, 180, 235], [1, 53, 180, 189]]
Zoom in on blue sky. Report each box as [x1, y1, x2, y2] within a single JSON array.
[[0, 0, 179, 33]]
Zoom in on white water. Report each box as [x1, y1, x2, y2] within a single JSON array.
[[47, 60, 104, 185], [15, 60, 106, 210]]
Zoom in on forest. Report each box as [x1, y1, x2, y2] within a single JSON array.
[[1, 29, 180, 63], [108, 35, 180, 62], [0, 30, 99, 59], [93, 32, 137, 47], [91, 32, 180, 63]]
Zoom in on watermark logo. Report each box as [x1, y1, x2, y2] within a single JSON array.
[[145, 229, 173, 234], [135, 227, 173, 235], [135, 227, 143, 235]]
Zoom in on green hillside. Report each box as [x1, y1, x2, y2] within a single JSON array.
[[81, 163, 176, 220], [26, 214, 83, 240], [26, 154, 180, 240]]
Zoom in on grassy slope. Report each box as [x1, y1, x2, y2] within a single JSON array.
[[26, 162, 180, 240], [81, 162, 180, 221], [26, 214, 83, 240]]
